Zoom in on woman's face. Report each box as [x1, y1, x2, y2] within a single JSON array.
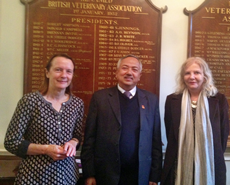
[[46, 56, 74, 91], [184, 62, 205, 94]]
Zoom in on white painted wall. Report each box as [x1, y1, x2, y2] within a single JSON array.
[[0, 0, 229, 184], [0, 0, 25, 149]]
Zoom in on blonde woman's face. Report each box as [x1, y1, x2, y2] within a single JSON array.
[[184, 63, 205, 94]]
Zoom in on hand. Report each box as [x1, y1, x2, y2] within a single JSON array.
[[149, 182, 158, 185], [45, 145, 67, 161], [85, 177, 96, 185], [63, 139, 78, 157]]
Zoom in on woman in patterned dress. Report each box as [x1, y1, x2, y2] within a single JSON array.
[[4, 54, 84, 185]]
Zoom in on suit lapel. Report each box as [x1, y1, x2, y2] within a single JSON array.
[[108, 87, 122, 125]]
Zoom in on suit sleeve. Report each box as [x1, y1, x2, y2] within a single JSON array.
[[81, 93, 98, 178], [164, 95, 173, 140], [219, 94, 229, 152], [149, 96, 163, 182]]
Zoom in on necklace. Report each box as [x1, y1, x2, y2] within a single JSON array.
[[191, 100, 197, 108]]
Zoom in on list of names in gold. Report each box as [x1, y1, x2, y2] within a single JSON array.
[[23, 0, 164, 114], [193, 31, 230, 97]]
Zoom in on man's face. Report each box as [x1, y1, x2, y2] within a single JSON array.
[[116, 57, 142, 91]]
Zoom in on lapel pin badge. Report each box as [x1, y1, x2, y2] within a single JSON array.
[[142, 105, 145, 109]]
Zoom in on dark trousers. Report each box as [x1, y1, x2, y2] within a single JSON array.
[[118, 166, 138, 185]]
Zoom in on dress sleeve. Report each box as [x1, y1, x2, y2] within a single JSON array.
[[72, 98, 84, 150], [4, 95, 32, 158]]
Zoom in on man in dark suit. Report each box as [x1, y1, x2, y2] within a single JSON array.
[[81, 54, 162, 185]]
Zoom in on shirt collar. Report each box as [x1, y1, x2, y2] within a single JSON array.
[[117, 84, 136, 98]]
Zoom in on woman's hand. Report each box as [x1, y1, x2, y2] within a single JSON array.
[[27, 140, 78, 161], [45, 145, 67, 161], [27, 143, 67, 161], [63, 139, 79, 157]]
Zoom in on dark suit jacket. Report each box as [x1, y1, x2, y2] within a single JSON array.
[[161, 92, 229, 185], [81, 86, 162, 185]]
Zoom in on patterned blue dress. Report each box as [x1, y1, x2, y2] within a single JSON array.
[[4, 91, 84, 185]]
